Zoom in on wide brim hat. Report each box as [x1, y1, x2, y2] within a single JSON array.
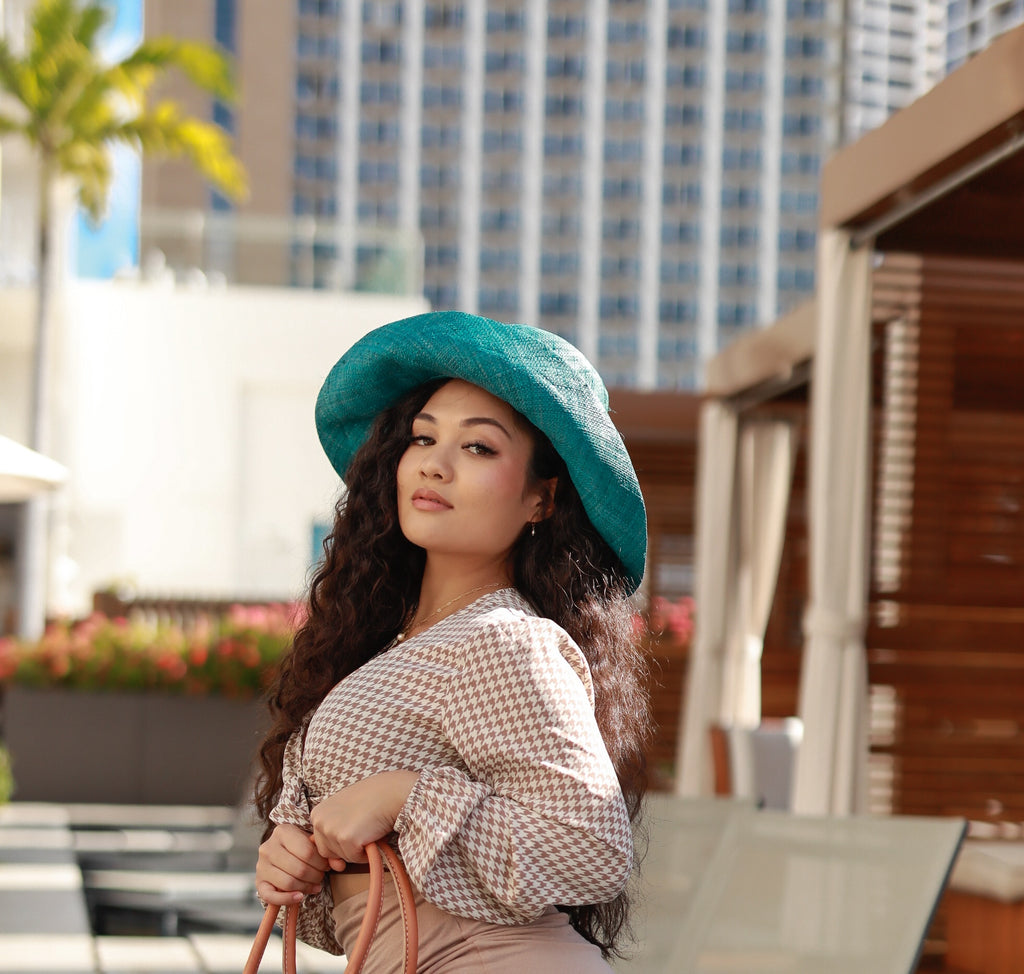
[[315, 310, 647, 592]]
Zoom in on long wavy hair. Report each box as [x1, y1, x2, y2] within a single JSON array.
[[254, 379, 651, 957]]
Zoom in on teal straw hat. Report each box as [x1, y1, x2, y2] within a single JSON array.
[[315, 310, 647, 592]]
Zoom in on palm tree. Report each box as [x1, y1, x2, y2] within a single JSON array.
[[0, 0, 248, 636]]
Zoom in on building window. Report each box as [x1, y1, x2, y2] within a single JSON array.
[[486, 9, 524, 31], [485, 89, 524, 112], [726, 29, 765, 53], [485, 49, 523, 71], [659, 299, 698, 322], [665, 103, 702, 125], [546, 54, 585, 79], [547, 93, 584, 117], [785, 34, 825, 58], [666, 64, 705, 88], [424, 4, 463, 28], [544, 133, 583, 156], [668, 24, 706, 48], [540, 292, 579, 314]]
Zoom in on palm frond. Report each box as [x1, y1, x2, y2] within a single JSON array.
[[24, 1, 108, 126], [4, 0, 246, 219], [101, 59, 158, 106], [0, 37, 19, 95], [0, 38, 36, 116], [118, 38, 236, 102], [73, 3, 111, 53], [62, 75, 118, 140], [29, 0, 80, 52], [35, 44, 100, 128], [117, 101, 248, 201], [56, 138, 112, 222]]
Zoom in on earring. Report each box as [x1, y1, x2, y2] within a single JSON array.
[[530, 522, 536, 538]]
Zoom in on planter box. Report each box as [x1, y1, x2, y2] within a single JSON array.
[[2, 687, 270, 805]]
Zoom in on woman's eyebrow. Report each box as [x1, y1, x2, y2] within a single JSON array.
[[460, 417, 512, 438], [413, 411, 512, 439]]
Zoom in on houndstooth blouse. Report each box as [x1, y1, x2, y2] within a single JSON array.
[[269, 588, 633, 954]]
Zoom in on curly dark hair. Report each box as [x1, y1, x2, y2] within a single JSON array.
[[254, 379, 651, 957]]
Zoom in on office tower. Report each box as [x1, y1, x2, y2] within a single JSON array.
[[841, 0, 946, 143], [142, 1, 841, 390], [297, 0, 841, 389], [947, 0, 1024, 70]]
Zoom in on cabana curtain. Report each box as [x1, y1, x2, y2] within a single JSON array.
[[719, 419, 797, 726], [791, 229, 873, 815], [677, 401, 738, 795], [677, 405, 795, 796]]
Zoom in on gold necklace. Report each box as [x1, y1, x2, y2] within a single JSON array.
[[395, 582, 504, 643]]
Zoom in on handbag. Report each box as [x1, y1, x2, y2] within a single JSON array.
[[244, 840, 418, 974]]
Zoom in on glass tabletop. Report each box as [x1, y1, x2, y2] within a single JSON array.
[[615, 796, 965, 974]]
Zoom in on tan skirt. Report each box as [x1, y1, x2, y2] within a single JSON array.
[[331, 883, 615, 974]]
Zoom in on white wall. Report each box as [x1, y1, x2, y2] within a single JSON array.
[[1, 279, 428, 616]]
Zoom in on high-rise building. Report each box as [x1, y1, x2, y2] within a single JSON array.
[[291, 0, 840, 388], [841, 0, 946, 143], [142, 1, 842, 390], [947, 0, 1024, 70]]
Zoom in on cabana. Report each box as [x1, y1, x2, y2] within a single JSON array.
[[678, 24, 1024, 818]]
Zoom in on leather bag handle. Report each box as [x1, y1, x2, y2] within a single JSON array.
[[244, 840, 418, 974]]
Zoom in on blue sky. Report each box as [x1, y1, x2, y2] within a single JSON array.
[[74, 0, 143, 280]]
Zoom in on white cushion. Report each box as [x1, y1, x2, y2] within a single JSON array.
[[949, 841, 1024, 903]]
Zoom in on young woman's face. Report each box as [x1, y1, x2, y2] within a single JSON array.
[[396, 380, 551, 566]]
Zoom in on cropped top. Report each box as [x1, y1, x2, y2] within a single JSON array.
[[269, 588, 633, 954]]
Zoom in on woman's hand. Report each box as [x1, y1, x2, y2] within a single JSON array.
[[255, 823, 332, 906], [310, 771, 420, 871]]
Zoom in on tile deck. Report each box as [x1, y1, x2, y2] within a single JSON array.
[[0, 803, 347, 974]]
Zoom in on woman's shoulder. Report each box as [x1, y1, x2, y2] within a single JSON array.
[[458, 589, 594, 698], [463, 588, 563, 641]]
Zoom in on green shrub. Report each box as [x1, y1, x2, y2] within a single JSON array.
[[0, 744, 12, 804]]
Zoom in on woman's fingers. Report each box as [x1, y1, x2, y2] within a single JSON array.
[[255, 825, 328, 898], [256, 855, 323, 896], [257, 881, 305, 907], [309, 771, 420, 863], [309, 826, 367, 865], [278, 825, 332, 871]]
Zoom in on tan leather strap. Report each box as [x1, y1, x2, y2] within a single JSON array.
[[244, 893, 298, 974], [245, 840, 417, 974]]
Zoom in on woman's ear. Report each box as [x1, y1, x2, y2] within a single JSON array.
[[537, 477, 558, 520]]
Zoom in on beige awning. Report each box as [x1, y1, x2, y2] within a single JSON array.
[[823, 25, 1024, 255], [705, 300, 815, 402]]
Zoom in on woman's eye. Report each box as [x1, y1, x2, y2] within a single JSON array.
[[465, 441, 497, 456], [410, 434, 433, 446]]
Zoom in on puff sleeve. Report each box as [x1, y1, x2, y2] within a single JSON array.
[[393, 615, 632, 924]]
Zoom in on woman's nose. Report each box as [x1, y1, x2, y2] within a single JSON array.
[[419, 445, 453, 480]]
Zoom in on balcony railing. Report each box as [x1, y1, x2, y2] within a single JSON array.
[[138, 209, 425, 296]]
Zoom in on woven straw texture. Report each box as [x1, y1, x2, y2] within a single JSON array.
[[315, 311, 647, 588]]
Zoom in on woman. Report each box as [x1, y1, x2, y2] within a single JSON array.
[[253, 311, 651, 971]]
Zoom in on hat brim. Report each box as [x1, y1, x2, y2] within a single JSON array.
[[315, 311, 647, 591]]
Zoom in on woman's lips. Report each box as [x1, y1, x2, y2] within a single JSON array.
[[411, 489, 453, 511]]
